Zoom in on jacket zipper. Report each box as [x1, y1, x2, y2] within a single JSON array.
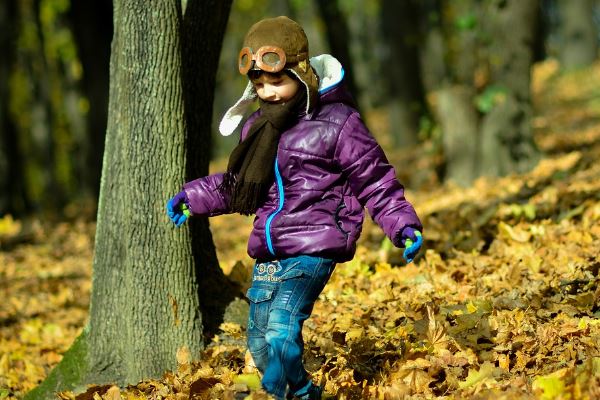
[[265, 157, 284, 256]]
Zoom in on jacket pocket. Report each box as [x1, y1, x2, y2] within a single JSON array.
[[334, 199, 350, 237]]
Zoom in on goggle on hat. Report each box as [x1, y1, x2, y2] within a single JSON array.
[[219, 16, 319, 136]]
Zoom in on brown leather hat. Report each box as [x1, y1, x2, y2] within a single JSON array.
[[241, 16, 318, 112]]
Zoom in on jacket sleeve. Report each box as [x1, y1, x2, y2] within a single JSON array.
[[182, 173, 231, 217], [334, 112, 422, 247], [182, 112, 259, 218]]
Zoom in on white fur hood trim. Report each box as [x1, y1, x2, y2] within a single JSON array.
[[218, 54, 345, 136]]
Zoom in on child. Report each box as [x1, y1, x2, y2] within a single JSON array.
[[167, 16, 423, 400]]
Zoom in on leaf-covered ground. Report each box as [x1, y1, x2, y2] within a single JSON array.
[[1, 60, 600, 399]]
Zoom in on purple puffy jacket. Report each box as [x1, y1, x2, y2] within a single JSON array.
[[183, 66, 422, 262]]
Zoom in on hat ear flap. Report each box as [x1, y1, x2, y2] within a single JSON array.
[[219, 81, 258, 136], [288, 65, 318, 115]]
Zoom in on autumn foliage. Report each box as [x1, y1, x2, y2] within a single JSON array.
[[2, 60, 600, 399]]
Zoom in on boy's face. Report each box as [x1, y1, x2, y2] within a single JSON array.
[[250, 72, 300, 104]]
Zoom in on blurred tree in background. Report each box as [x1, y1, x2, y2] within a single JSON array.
[[1, 0, 94, 214], [1, 0, 599, 216], [431, 0, 543, 185], [557, 0, 599, 70]]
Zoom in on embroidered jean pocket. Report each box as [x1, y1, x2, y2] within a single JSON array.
[[246, 287, 273, 334]]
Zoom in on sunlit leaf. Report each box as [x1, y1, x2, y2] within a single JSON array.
[[459, 362, 499, 389], [533, 370, 568, 400], [233, 374, 261, 391]]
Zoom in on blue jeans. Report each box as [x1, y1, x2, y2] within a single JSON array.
[[246, 256, 336, 399]]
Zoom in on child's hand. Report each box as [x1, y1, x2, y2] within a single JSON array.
[[167, 191, 191, 227], [401, 227, 423, 264]]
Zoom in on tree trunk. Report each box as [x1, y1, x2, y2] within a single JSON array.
[[557, 0, 599, 70], [68, 0, 112, 202], [435, 86, 479, 185], [419, 0, 448, 93], [480, 0, 540, 176], [0, 0, 26, 216], [380, 0, 428, 147], [315, 0, 359, 99], [26, 0, 233, 397], [433, 0, 541, 184], [9, 0, 55, 212]]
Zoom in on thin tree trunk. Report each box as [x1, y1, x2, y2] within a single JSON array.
[[315, 0, 359, 99], [10, 0, 54, 212], [26, 1, 233, 397], [380, 0, 428, 147], [435, 86, 479, 185], [480, 0, 541, 176], [68, 0, 112, 202], [180, 0, 240, 339], [558, 0, 599, 70], [419, 0, 448, 93], [0, 0, 25, 215]]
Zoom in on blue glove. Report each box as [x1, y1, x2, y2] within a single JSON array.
[[401, 227, 423, 264], [167, 191, 191, 227]]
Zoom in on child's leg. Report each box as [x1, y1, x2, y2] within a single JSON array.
[[260, 256, 335, 399], [247, 292, 270, 374]]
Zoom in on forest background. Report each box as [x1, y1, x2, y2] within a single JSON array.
[[1, 0, 600, 399]]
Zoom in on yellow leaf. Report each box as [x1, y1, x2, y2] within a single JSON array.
[[498, 221, 531, 242], [105, 386, 122, 400], [219, 322, 243, 338], [533, 371, 567, 400], [466, 302, 478, 314], [176, 346, 190, 365], [345, 327, 364, 342], [0, 215, 21, 236], [233, 373, 262, 391], [0, 354, 10, 376], [458, 362, 499, 389]]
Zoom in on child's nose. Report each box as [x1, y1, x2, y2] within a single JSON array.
[[263, 85, 276, 99]]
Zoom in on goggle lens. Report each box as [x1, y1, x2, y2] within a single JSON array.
[[261, 52, 282, 68], [238, 46, 287, 75]]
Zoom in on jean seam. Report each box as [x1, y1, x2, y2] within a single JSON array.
[[284, 257, 324, 395]]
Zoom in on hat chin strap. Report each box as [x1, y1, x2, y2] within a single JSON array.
[[287, 69, 312, 115]]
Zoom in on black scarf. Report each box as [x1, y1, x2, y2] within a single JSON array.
[[221, 89, 307, 215]]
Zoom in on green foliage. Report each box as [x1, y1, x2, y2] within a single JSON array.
[[454, 13, 477, 31], [508, 203, 537, 220], [475, 85, 508, 113]]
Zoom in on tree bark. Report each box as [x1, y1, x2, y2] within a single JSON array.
[[433, 0, 541, 185], [0, 0, 26, 215], [435, 86, 479, 185], [380, 0, 428, 147], [419, 0, 447, 93], [26, 0, 233, 397], [480, 0, 541, 176], [315, 0, 359, 99], [68, 0, 112, 202], [557, 0, 599, 70]]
